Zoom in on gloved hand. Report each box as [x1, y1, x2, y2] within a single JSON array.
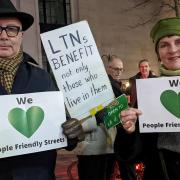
[[61, 118, 85, 142], [95, 108, 107, 125]]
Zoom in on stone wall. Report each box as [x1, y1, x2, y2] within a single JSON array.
[[71, 0, 175, 79]]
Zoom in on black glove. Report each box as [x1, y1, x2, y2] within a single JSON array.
[[95, 108, 107, 125], [61, 118, 85, 142]]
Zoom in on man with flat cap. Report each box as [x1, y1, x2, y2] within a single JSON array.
[[0, 0, 85, 179]]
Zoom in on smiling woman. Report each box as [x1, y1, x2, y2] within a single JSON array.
[[116, 17, 180, 180]]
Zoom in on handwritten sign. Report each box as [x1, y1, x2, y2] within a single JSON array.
[[0, 91, 67, 158], [104, 94, 128, 129], [40, 21, 114, 119], [136, 76, 180, 132]]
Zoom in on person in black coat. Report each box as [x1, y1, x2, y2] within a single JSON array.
[[0, 0, 84, 179], [129, 59, 157, 107], [106, 56, 134, 180], [117, 17, 180, 180]]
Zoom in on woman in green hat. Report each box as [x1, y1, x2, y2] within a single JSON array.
[[115, 17, 180, 180]]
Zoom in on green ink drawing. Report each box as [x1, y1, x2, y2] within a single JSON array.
[[8, 106, 44, 138], [160, 90, 180, 118]]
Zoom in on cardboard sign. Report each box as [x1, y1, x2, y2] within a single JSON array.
[[104, 94, 128, 129], [0, 91, 67, 158], [40, 21, 114, 119], [136, 76, 180, 132]]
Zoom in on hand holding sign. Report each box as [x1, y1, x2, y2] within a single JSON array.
[[62, 118, 85, 141], [121, 108, 142, 134]]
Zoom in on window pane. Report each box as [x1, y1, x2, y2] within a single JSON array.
[[39, 0, 69, 25]]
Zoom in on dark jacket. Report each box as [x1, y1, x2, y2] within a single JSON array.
[[0, 53, 57, 180], [114, 130, 165, 180], [108, 75, 123, 98], [115, 72, 166, 180], [129, 71, 156, 107]]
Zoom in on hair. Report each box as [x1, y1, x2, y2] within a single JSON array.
[[107, 55, 123, 65], [138, 59, 149, 67]]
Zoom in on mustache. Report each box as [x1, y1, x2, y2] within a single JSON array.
[[0, 41, 11, 46]]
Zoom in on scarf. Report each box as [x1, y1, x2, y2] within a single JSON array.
[[159, 64, 180, 76], [0, 51, 23, 93]]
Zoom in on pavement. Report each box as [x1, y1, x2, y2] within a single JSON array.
[[55, 149, 121, 180], [55, 150, 78, 180]]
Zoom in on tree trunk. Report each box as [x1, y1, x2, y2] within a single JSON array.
[[174, 0, 180, 17]]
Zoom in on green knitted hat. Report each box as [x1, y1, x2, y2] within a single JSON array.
[[150, 17, 180, 45]]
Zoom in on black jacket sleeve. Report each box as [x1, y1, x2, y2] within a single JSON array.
[[114, 124, 143, 162]]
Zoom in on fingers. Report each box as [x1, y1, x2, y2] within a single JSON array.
[[120, 108, 142, 134], [122, 120, 136, 134], [62, 118, 85, 141], [121, 107, 142, 117], [62, 118, 78, 129]]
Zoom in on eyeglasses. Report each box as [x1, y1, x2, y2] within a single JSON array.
[[0, 26, 22, 37], [110, 67, 124, 72]]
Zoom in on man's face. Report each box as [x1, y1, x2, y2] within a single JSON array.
[[107, 58, 123, 82], [158, 35, 180, 70], [0, 17, 23, 58], [139, 61, 150, 78]]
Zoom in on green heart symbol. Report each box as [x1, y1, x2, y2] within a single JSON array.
[[160, 90, 180, 118], [8, 106, 44, 138]]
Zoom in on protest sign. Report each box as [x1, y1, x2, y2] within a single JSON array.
[[136, 76, 180, 132], [103, 94, 128, 129], [40, 21, 114, 119], [0, 91, 67, 158]]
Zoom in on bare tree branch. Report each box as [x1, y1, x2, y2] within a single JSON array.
[[128, 6, 163, 28], [124, 0, 180, 28], [162, 2, 175, 10], [122, 0, 152, 12]]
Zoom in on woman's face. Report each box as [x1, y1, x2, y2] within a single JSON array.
[[158, 35, 180, 70]]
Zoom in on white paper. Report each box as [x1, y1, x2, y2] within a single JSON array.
[[40, 21, 114, 119], [136, 76, 180, 133], [0, 91, 67, 158]]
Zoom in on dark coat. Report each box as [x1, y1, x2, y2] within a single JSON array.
[[129, 71, 156, 107], [0, 53, 57, 180], [115, 72, 166, 180], [108, 75, 123, 98]]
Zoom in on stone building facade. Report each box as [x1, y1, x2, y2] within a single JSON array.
[[11, 0, 175, 79]]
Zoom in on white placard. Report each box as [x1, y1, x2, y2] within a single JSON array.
[[0, 91, 67, 158], [136, 76, 180, 132], [40, 21, 114, 119]]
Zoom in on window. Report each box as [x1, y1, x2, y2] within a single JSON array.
[[39, 0, 68, 25], [38, 0, 72, 71]]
